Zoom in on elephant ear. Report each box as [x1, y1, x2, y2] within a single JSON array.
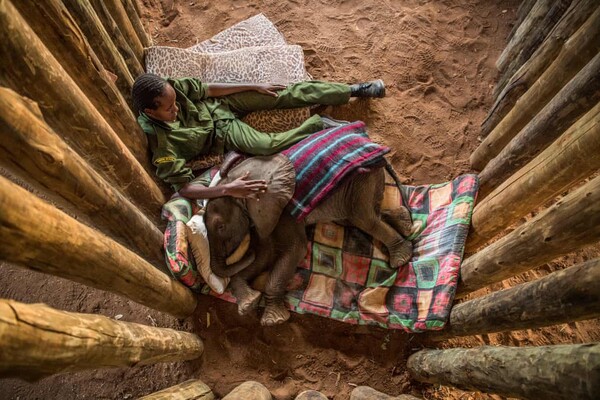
[[224, 154, 295, 239]]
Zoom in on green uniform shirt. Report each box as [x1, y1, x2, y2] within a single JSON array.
[[137, 77, 233, 191]]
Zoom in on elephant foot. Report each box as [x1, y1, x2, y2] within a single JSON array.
[[237, 288, 261, 316], [390, 240, 413, 269], [260, 295, 290, 326]]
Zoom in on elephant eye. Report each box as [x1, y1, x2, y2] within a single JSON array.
[[217, 223, 225, 233]]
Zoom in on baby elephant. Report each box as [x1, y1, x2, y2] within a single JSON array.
[[205, 154, 412, 326]]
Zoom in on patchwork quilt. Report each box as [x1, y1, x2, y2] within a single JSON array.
[[162, 173, 479, 332]]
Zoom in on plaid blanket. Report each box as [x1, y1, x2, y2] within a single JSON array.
[[162, 173, 479, 332], [282, 121, 390, 220]]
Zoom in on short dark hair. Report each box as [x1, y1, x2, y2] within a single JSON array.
[[131, 73, 168, 113]]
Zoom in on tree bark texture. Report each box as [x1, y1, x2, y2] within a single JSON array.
[[0, 88, 164, 268], [0, 299, 203, 381], [0, 176, 197, 319], [478, 51, 600, 196], [471, 10, 600, 172], [104, 0, 145, 63], [458, 174, 600, 297], [11, 0, 149, 166], [121, 0, 152, 49], [139, 379, 215, 400], [0, 0, 165, 218], [431, 259, 600, 340], [493, 0, 572, 100], [496, 0, 556, 72], [467, 101, 600, 250], [482, 0, 598, 138], [350, 386, 421, 400], [408, 344, 600, 400], [506, 0, 537, 42], [91, 0, 144, 77], [222, 381, 272, 400], [61, 0, 136, 100]]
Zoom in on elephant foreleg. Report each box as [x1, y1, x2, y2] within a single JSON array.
[[261, 217, 307, 326], [229, 276, 262, 316]]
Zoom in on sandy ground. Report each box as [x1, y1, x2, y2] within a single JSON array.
[[2, 0, 599, 399]]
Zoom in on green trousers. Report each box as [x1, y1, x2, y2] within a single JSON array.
[[216, 81, 351, 155]]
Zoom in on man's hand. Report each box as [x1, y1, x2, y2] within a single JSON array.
[[223, 171, 268, 199], [253, 83, 287, 97]]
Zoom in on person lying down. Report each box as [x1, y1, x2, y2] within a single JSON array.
[[131, 73, 386, 199]]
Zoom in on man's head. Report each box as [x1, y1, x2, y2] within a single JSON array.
[[132, 73, 179, 122]]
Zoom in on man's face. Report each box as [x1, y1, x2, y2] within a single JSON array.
[[144, 84, 179, 122]]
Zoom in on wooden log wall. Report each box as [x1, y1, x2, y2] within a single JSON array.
[[410, 1, 600, 398], [0, 0, 201, 381], [0, 299, 203, 380]]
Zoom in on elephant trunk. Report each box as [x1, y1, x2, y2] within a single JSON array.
[[211, 249, 256, 278]]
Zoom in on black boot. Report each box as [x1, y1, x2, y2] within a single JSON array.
[[350, 79, 386, 98]]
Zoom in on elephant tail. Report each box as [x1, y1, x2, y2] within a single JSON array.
[[384, 161, 410, 210]]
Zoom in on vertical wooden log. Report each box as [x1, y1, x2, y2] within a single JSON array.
[[139, 380, 215, 400], [407, 344, 600, 400], [458, 175, 600, 297], [494, 0, 572, 99], [478, 52, 600, 196], [61, 0, 136, 100], [0, 299, 203, 381], [0, 88, 164, 268], [496, 0, 555, 72], [222, 382, 272, 400], [507, 0, 537, 42], [0, 0, 165, 217], [431, 259, 600, 340], [482, 0, 598, 138], [89, 0, 144, 85], [471, 9, 600, 171], [99, 0, 145, 66], [468, 102, 600, 250], [0, 176, 196, 318], [122, 0, 152, 48], [11, 0, 149, 165]]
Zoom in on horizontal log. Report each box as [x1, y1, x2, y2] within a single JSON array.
[[0, 88, 164, 268], [482, 0, 598, 138], [11, 0, 149, 165], [0, 176, 196, 318], [222, 381, 272, 400], [62, 0, 135, 100], [139, 380, 214, 400], [431, 259, 600, 340], [350, 386, 421, 400], [91, 0, 144, 79], [0, 299, 203, 381], [478, 51, 600, 196], [496, 0, 555, 72], [0, 0, 165, 218], [467, 101, 600, 250], [471, 8, 600, 171], [458, 174, 600, 297], [408, 344, 600, 399]]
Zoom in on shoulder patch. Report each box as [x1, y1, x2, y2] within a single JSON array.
[[155, 156, 176, 164]]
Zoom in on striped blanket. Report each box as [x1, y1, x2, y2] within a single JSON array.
[[282, 121, 390, 220]]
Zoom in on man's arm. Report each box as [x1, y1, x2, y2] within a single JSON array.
[[178, 172, 267, 200], [205, 82, 287, 98]]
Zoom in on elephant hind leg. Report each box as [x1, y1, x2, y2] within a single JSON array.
[[381, 206, 413, 238], [230, 276, 262, 316], [351, 214, 413, 269]]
